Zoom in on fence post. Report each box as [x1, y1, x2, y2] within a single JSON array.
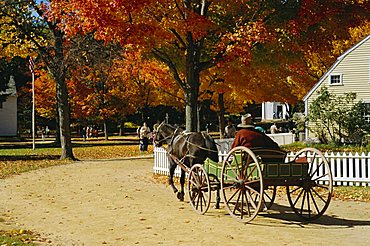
[[348, 152, 354, 186], [328, 152, 335, 186]]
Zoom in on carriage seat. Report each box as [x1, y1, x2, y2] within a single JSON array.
[[251, 147, 287, 164]]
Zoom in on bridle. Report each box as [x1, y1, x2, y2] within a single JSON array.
[[154, 122, 177, 146]]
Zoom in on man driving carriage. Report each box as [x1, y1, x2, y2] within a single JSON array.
[[231, 114, 279, 149]]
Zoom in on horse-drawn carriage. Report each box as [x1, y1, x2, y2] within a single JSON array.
[[155, 123, 333, 223]]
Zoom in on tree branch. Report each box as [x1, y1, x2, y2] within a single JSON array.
[[157, 86, 185, 103], [169, 28, 186, 48], [198, 50, 225, 71], [151, 48, 188, 91]]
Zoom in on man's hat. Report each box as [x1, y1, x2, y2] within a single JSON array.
[[237, 114, 253, 128]]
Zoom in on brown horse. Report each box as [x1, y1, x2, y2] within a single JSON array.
[[154, 122, 220, 205]]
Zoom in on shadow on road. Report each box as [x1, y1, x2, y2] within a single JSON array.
[[259, 203, 370, 228], [0, 155, 60, 161]]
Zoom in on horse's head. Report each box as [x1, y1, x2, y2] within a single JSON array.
[[154, 122, 180, 147], [154, 121, 167, 147]]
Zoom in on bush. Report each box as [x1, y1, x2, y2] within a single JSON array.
[[308, 87, 370, 145]]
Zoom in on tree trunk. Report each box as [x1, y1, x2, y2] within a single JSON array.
[[104, 121, 108, 140], [185, 89, 198, 132], [185, 34, 200, 132], [218, 93, 225, 139], [52, 30, 75, 160], [119, 121, 124, 136], [197, 104, 201, 132], [54, 102, 61, 147]]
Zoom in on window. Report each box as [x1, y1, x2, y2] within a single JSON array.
[[363, 103, 370, 123], [329, 74, 342, 85]]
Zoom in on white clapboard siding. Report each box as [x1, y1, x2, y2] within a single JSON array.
[[154, 147, 370, 186]]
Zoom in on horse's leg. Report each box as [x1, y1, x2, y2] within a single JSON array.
[[168, 161, 178, 194], [209, 174, 220, 209], [177, 169, 185, 201], [215, 185, 220, 209]]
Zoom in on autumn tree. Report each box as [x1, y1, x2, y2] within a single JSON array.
[[50, 0, 368, 131], [33, 68, 56, 120], [0, 0, 75, 159], [47, 1, 292, 131], [113, 49, 182, 122], [282, 2, 369, 87], [66, 35, 179, 138]]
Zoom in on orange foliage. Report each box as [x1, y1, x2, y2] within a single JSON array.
[[34, 69, 56, 119], [48, 0, 369, 119]]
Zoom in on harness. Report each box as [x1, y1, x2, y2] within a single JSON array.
[[172, 131, 219, 162], [181, 131, 219, 153]]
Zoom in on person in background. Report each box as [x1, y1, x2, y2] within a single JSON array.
[[225, 120, 236, 138], [255, 125, 265, 133], [270, 123, 278, 134], [41, 127, 45, 141], [81, 127, 87, 142], [231, 114, 279, 149], [45, 126, 50, 137], [137, 122, 151, 151]]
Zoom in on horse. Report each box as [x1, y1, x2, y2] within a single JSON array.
[[154, 122, 220, 207]]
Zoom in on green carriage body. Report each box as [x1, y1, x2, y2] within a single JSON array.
[[204, 148, 309, 182], [189, 146, 332, 223]]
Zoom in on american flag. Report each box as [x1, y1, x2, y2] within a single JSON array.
[[28, 57, 35, 74]]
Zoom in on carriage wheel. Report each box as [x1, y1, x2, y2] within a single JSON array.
[[187, 164, 211, 215], [221, 146, 264, 223], [286, 148, 333, 220]]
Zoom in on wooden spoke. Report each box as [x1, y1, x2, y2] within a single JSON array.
[[224, 159, 239, 181], [311, 172, 329, 181], [244, 164, 257, 180], [226, 188, 240, 204], [262, 186, 277, 210], [222, 172, 239, 183], [292, 187, 305, 207], [311, 186, 330, 203], [309, 189, 321, 214]]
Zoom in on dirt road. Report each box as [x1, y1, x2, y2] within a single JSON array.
[[1, 158, 369, 245]]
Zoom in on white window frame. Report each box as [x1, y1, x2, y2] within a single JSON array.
[[329, 73, 343, 86], [363, 101, 370, 123]]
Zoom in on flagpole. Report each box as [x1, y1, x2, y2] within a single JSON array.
[[29, 57, 35, 150], [32, 71, 35, 150]]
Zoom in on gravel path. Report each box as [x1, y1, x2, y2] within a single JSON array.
[[1, 158, 370, 245]]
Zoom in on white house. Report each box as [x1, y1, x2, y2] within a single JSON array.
[[261, 102, 289, 121], [303, 34, 370, 140], [0, 76, 18, 136]]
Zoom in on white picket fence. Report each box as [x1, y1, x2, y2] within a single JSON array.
[[153, 146, 370, 187]]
